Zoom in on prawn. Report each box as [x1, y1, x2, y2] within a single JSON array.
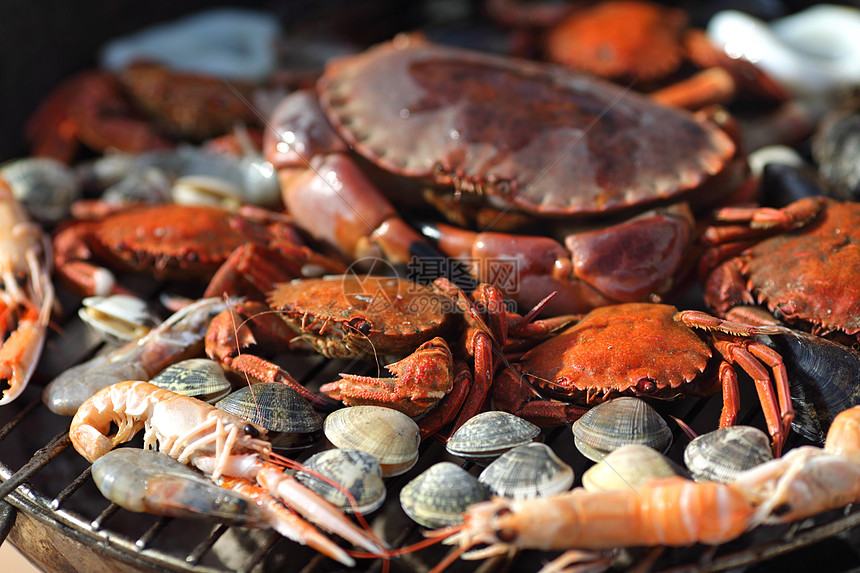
[[439, 476, 753, 557], [70, 380, 386, 557], [0, 177, 55, 405], [733, 404, 860, 526], [43, 296, 226, 415]]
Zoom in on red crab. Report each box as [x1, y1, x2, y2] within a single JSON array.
[[26, 64, 261, 165], [700, 196, 860, 345], [52, 203, 345, 299], [204, 275, 572, 434], [543, 0, 789, 110], [265, 33, 747, 316], [492, 302, 794, 455]]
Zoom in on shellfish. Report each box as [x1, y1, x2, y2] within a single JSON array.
[[323, 405, 420, 477], [571, 397, 672, 461], [400, 462, 488, 529], [445, 411, 541, 465], [478, 442, 574, 499], [294, 449, 386, 515], [684, 425, 774, 483]]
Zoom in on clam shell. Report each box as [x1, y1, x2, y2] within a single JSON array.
[[323, 405, 420, 477], [684, 426, 773, 483], [572, 397, 672, 461], [400, 462, 489, 528], [78, 294, 161, 344], [581, 444, 684, 492], [446, 411, 541, 465], [478, 443, 573, 499], [295, 449, 386, 514], [151, 358, 232, 404], [216, 383, 323, 450]]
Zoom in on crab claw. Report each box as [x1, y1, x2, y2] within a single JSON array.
[[320, 337, 454, 417]]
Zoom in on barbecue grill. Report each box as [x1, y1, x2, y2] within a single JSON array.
[[3, 1, 860, 571]]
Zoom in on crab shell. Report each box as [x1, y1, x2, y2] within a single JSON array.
[[705, 199, 860, 340], [267, 275, 456, 359], [316, 33, 735, 219], [517, 303, 716, 404]]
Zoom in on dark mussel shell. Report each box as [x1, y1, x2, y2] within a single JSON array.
[[216, 383, 323, 449], [755, 328, 860, 445]]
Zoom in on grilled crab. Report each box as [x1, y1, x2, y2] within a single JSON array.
[[205, 275, 571, 433], [264, 33, 745, 315], [701, 196, 860, 345], [52, 203, 345, 298], [492, 302, 794, 455]]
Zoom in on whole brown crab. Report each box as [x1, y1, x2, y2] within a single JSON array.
[[204, 275, 571, 435], [264, 33, 747, 315], [492, 302, 794, 455], [700, 196, 860, 346], [52, 203, 345, 298]]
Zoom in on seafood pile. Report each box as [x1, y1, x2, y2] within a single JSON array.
[[3, 1, 860, 572]]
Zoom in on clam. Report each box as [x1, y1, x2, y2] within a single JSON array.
[[571, 397, 672, 461], [581, 444, 683, 492], [0, 156, 81, 223], [446, 411, 541, 465], [294, 449, 386, 514], [400, 462, 489, 528], [216, 382, 323, 450], [478, 442, 573, 499], [684, 425, 773, 483], [151, 358, 232, 404], [323, 405, 419, 477], [78, 294, 161, 344]]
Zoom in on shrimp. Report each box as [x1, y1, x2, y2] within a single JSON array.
[[69, 380, 386, 557], [441, 476, 754, 558], [43, 296, 226, 415], [91, 448, 266, 525], [732, 404, 860, 526], [0, 177, 55, 405]]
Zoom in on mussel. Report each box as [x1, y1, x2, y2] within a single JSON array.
[[478, 442, 573, 499], [754, 327, 860, 445], [446, 411, 541, 465], [216, 382, 323, 449], [400, 462, 488, 528], [294, 449, 386, 514], [684, 426, 773, 483], [571, 397, 672, 461], [151, 358, 232, 404], [323, 405, 420, 477]]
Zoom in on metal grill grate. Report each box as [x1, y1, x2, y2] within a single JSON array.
[[3, 319, 860, 573]]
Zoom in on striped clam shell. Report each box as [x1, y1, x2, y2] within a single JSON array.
[[400, 462, 489, 528], [572, 397, 672, 461], [684, 425, 773, 483], [295, 448, 386, 514], [478, 442, 574, 499], [446, 411, 541, 465]]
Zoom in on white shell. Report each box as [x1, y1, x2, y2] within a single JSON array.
[[684, 426, 774, 483], [99, 8, 281, 82], [78, 294, 161, 344], [581, 444, 683, 492], [572, 397, 672, 462], [323, 406, 420, 477], [707, 6, 860, 98]]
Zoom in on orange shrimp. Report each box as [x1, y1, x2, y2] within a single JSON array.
[[441, 476, 754, 558]]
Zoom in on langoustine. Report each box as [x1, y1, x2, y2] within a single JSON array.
[[69, 380, 386, 564], [437, 405, 860, 570], [0, 176, 55, 405]]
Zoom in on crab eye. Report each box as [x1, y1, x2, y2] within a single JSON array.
[[347, 317, 372, 336], [244, 424, 260, 438], [636, 378, 657, 393]]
